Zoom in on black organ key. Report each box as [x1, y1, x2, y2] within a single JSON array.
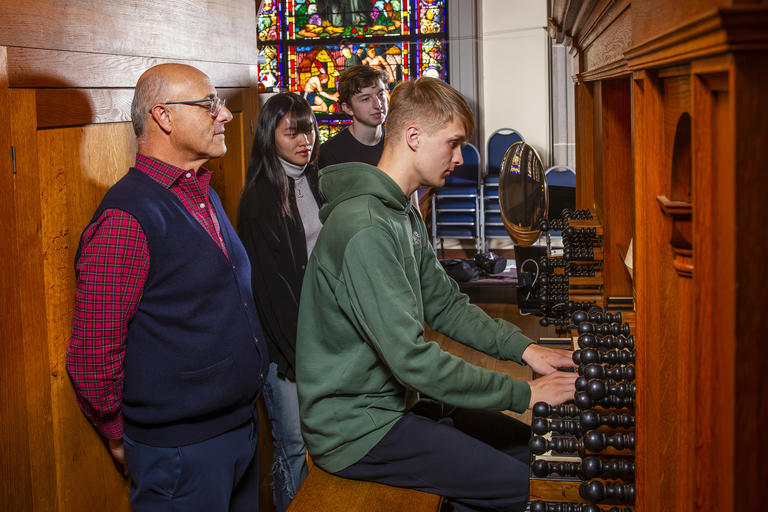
[[529, 430, 634, 456], [573, 348, 635, 365], [579, 364, 635, 382], [530, 456, 635, 480], [580, 456, 635, 479], [580, 410, 635, 430], [576, 322, 631, 337], [533, 402, 581, 419], [531, 417, 581, 436], [531, 459, 582, 478], [577, 333, 634, 350], [575, 378, 636, 398], [530, 503, 633, 512], [583, 430, 635, 452], [579, 480, 635, 503], [531, 409, 635, 433]]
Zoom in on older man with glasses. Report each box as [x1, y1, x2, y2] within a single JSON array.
[[66, 63, 269, 512]]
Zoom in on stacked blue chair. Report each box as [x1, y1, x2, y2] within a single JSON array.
[[543, 165, 577, 238], [431, 142, 482, 253], [481, 128, 524, 251]]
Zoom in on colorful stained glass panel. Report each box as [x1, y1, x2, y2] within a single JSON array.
[[417, 0, 445, 34], [257, 0, 447, 131], [288, 1, 410, 39], [417, 38, 445, 79]]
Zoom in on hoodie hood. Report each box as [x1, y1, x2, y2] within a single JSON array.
[[318, 163, 410, 223]]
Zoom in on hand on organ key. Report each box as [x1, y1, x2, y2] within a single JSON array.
[[528, 369, 578, 408]]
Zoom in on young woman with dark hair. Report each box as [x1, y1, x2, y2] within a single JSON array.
[[237, 92, 321, 511]]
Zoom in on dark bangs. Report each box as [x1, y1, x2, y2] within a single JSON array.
[[285, 106, 316, 134]]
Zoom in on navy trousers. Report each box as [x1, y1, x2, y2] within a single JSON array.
[[335, 407, 531, 512], [123, 418, 259, 512]]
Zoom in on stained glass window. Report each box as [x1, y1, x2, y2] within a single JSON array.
[[257, 0, 449, 140]]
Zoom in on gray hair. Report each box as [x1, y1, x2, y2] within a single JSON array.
[[131, 72, 166, 141]]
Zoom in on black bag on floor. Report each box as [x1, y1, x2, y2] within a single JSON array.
[[440, 258, 481, 282]]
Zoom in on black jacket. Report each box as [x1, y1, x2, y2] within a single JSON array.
[[237, 166, 321, 381]]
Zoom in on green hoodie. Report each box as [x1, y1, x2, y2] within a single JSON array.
[[296, 162, 533, 473]]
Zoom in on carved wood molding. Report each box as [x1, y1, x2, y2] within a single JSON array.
[[550, 0, 632, 81], [656, 195, 692, 218], [552, 4, 768, 82], [657, 195, 693, 278], [624, 7, 768, 70]]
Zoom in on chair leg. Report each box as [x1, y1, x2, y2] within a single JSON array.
[[479, 186, 486, 253], [474, 196, 481, 254]]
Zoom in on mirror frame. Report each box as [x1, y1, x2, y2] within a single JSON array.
[[497, 142, 549, 246]]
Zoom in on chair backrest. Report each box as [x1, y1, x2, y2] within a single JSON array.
[[544, 165, 576, 187], [444, 142, 481, 187], [487, 128, 524, 176], [545, 165, 576, 218]]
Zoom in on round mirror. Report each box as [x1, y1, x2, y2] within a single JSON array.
[[498, 142, 548, 246]]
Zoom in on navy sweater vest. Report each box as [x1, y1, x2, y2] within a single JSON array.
[[83, 168, 268, 446]]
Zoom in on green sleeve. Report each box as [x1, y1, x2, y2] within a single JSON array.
[[339, 226, 531, 413], [417, 227, 533, 363]]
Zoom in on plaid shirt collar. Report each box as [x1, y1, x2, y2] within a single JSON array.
[[134, 153, 212, 189]]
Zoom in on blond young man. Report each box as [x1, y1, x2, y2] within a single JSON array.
[[296, 77, 577, 512]]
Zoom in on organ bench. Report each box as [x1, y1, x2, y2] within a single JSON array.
[[286, 465, 443, 512]]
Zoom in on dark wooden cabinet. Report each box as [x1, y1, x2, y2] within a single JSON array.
[[550, 1, 768, 510]]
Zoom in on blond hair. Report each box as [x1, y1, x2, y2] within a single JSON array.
[[384, 77, 474, 145]]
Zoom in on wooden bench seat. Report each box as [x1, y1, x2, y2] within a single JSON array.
[[287, 465, 443, 512]]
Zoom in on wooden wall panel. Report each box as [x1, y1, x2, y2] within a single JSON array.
[[36, 121, 136, 511], [0, 0, 258, 65], [0, 1, 263, 510], [730, 52, 768, 512], [689, 63, 733, 512], [34, 87, 247, 129], [574, 82, 595, 211], [630, 71, 652, 512], [0, 46, 34, 512], [5, 47, 257, 89], [9, 88, 60, 512], [598, 78, 633, 298]]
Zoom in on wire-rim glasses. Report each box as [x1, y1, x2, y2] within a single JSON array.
[[156, 97, 227, 118]]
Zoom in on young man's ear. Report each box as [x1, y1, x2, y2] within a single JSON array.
[[340, 101, 354, 117], [405, 125, 420, 152]]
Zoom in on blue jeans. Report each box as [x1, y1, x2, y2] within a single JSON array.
[[263, 362, 308, 512]]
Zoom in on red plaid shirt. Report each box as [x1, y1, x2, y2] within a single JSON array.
[[66, 154, 229, 439]]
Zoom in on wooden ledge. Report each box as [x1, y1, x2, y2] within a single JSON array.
[[287, 465, 443, 512]]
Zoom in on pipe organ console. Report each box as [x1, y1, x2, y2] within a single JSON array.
[[521, 205, 638, 510], [528, 307, 637, 511]]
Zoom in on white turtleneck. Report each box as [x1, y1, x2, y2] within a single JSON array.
[[280, 158, 322, 258]]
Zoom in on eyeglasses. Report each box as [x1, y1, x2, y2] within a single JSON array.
[[156, 97, 227, 118]]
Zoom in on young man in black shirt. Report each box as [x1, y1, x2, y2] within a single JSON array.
[[319, 65, 421, 209], [318, 65, 390, 169]]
